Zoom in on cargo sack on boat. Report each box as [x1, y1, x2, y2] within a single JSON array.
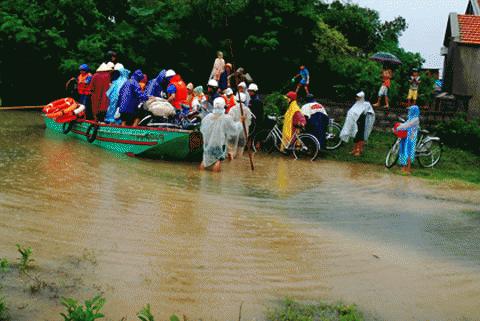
[[145, 98, 176, 118]]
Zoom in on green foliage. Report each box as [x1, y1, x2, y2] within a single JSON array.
[[313, 20, 355, 64], [0, 259, 9, 273], [266, 298, 364, 321], [16, 244, 33, 272], [0, 294, 8, 321], [320, 0, 382, 52], [264, 92, 288, 117], [60, 295, 105, 321], [169, 315, 180, 321], [435, 116, 480, 155], [0, 0, 424, 108], [328, 56, 381, 100], [417, 72, 435, 107], [137, 304, 155, 321]]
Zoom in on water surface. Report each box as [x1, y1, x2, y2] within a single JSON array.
[[1, 111, 479, 320]]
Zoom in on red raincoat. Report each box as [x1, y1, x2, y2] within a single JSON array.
[[90, 71, 111, 116]]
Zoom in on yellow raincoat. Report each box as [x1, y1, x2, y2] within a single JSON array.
[[281, 100, 302, 151]]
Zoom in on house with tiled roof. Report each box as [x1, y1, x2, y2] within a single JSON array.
[[466, 0, 480, 15], [441, 1, 480, 117]]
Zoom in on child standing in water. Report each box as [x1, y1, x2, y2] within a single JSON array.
[[395, 105, 420, 175]]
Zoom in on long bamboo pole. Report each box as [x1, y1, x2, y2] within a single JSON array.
[[238, 97, 255, 171], [0, 106, 44, 111]]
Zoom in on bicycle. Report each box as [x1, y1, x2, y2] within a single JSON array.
[[325, 119, 343, 150], [385, 118, 443, 168], [252, 116, 320, 161]]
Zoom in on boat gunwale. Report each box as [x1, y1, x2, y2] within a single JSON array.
[[43, 116, 195, 134], [81, 119, 194, 134], [70, 128, 159, 146]]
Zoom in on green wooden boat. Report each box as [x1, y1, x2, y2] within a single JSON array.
[[43, 116, 203, 160]]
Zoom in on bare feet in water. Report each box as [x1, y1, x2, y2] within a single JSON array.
[[212, 161, 221, 172]]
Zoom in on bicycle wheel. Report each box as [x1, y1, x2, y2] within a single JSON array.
[[252, 129, 276, 154], [385, 139, 400, 168], [417, 140, 443, 168], [326, 122, 343, 150], [293, 133, 320, 161]]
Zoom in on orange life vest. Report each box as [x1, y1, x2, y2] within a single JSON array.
[[223, 95, 236, 113], [169, 75, 188, 109], [77, 73, 92, 95]]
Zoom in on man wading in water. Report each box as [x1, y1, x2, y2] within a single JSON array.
[[199, 97, 245, 172]]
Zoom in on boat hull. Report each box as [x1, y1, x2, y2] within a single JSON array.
[[43, 117, 203, 161]]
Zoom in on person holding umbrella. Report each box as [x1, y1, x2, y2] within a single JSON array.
[[370, 52, 402, 109], [373, 67, 392, 109]]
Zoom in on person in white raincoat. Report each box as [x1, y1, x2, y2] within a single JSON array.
[[340, 91, 375, 156], [227, 93, 253, 159], [200, 97, 244, 172]]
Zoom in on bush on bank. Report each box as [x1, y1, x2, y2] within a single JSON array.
[[435, 115, 480, 155], [266, 298, 364, 321], [0, 294, 8, 321]]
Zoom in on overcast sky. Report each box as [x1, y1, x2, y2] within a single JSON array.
[[336, 0, 468, 68]]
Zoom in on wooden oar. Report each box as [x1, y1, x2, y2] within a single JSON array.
[[238, 97, 255, 171], [0, 106, 44, 111]]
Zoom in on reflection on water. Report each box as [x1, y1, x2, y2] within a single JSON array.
[[1, 111, 480, 320]]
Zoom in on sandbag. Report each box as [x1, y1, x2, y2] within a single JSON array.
[[144, 98, 176, 117]]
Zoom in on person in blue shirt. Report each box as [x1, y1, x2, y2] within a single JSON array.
[[291, 65, 310, 95]]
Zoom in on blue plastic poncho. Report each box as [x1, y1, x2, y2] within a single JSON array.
[[398, 105, 420, 166], [145, 69, 166, 97], [117, 69, 148, 114], [105, 68, 130, 123]]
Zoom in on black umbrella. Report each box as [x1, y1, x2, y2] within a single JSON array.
[[370, 52, 402, 65]]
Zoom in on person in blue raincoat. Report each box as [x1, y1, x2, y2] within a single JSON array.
[[145, 69, 167, 97], [396, 105, 420, 175], [105, 67, 130, 124], [117, 69, 150, 126]]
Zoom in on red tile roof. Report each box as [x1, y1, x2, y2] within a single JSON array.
[[457, 14, 480, 44]]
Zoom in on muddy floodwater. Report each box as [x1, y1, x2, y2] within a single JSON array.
[[1, 111, 480, 320]]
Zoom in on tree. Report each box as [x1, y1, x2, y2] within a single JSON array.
[[0, 0, 425, 107]]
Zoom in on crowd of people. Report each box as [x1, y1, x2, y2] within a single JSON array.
[[67, 50, 264, 128], [66, 50, 266, 171], [66, 50, 420, 174]]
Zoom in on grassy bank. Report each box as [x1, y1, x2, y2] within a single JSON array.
[[1, 243, 369, 321], [324, 130, 480, 186], [266, 298, 366, 321]]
